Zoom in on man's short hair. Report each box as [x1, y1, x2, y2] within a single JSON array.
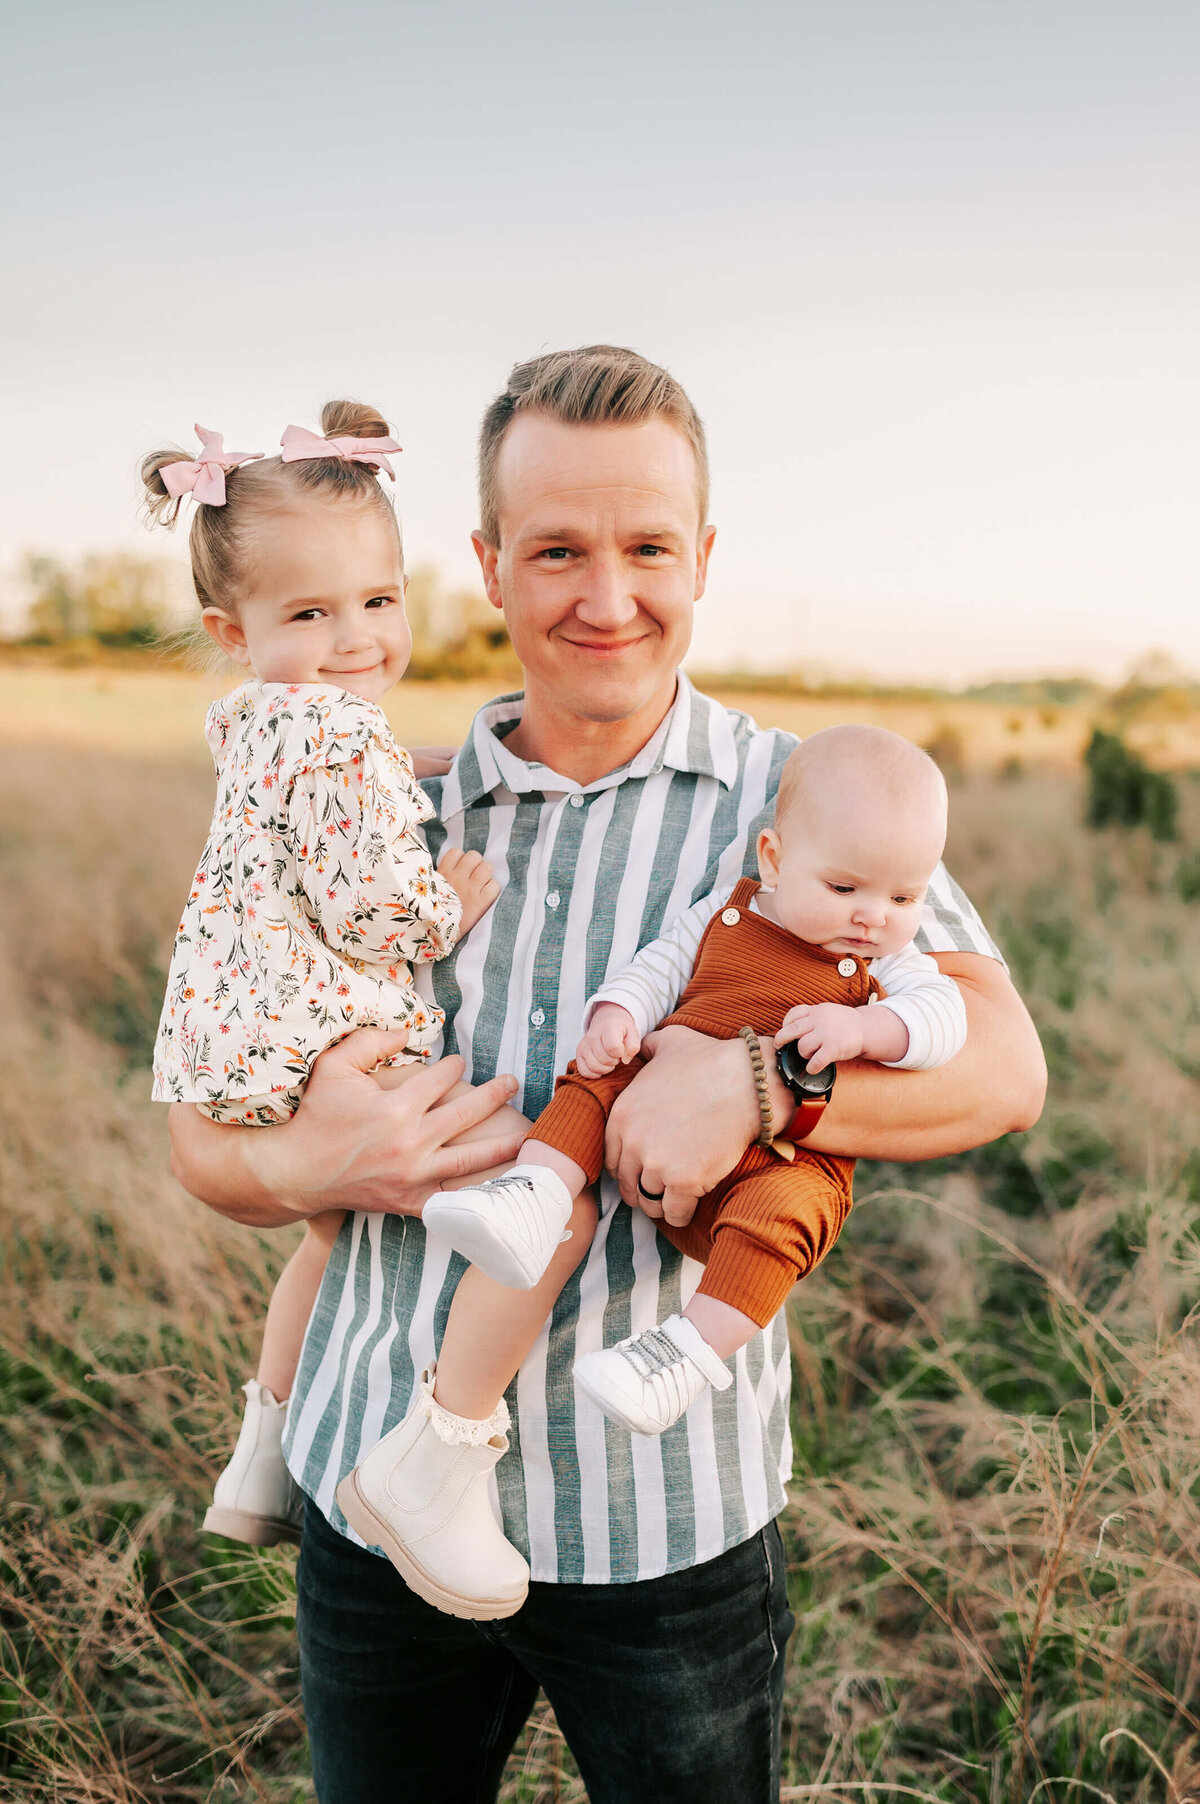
[[477, 344, 710, 546]]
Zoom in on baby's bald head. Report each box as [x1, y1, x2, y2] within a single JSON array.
[[773, 725, 948, 862]]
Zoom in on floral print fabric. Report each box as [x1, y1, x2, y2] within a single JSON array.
[[152, 681, 462, 1123]]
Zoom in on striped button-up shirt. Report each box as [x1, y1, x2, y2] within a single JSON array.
[[284, 675, 1002, 1584]]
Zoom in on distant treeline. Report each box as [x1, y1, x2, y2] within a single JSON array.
[[4, 552, 1198, 714], [2, 552, 520, 681]]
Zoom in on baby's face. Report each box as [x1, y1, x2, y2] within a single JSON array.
[[757, 788, 945, 959], [203, 501, 411, 704]]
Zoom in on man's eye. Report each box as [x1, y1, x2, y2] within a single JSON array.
[[636, 544, 665, 557], [540, 547, 571, 560]]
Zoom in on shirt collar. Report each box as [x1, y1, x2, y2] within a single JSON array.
[[442, 671, 739, 814]]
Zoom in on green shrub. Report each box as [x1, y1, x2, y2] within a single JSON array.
[[1083, 728, 1178, 840]]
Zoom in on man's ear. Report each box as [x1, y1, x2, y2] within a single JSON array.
[[756, 826, 781, 887], [693, 524, 717, 601], [471, 531, 504, 612], [201, 608, 251, 666]]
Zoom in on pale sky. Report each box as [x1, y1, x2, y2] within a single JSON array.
[[2, 0, 1197, 684]]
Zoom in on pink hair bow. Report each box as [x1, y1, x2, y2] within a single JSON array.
[[159, 426, 264, 506], [280, 423, 402, 480]]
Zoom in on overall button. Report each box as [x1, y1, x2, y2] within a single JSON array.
[[530, 1009, 546, 1028], [569, 794, 584, 809], [720, 907, 741, 926], [546, 891, 561, 909], [837, 957, 858, 977]]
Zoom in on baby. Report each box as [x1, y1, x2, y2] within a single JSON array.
[[146, 403, 505, 1547], [337, 723, 968, 1617]]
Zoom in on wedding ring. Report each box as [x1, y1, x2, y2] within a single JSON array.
[[637, 1181, 665, 1202]]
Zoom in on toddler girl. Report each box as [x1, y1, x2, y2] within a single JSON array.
[[337, 724, 970, 1619], [147, 402, 506, 1546]]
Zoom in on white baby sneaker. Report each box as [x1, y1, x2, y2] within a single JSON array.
[[422, 1163, 574, 1289], [573, 1314, 734, 1436], [336, 1368, 529, 1621], [203, 1379, 305, 1546]]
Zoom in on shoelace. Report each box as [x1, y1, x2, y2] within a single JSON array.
[[616, 1327, 695, 1424], [476, 1176, 563, 1250]]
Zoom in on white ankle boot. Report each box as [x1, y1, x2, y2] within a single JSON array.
[[203, 1379, 305, 1546], [336, 1369, 529, 1620], [422, 1163, 574, 1289], [573, 1314, 734, 1436]]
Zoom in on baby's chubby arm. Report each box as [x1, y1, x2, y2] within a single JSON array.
[[776, 1001, 909, 1072], [777, 943, 969, 1074]]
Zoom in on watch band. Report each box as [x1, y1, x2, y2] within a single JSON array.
[[783, 1094, 829, 1142]]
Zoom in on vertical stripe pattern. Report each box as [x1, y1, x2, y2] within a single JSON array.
[[284, 675, 1003, 1582]]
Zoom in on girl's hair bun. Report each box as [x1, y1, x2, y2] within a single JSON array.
[[320, 397, 392, 441], [139, 446, 191, 528]]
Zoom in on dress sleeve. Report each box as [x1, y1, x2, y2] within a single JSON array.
[[868, 942, 969, 1070], [287, 742, 463, 971], [583, 888, 731, 1039]]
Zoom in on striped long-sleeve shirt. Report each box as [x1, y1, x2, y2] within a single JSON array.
[[283, 676, 1004, 1584]]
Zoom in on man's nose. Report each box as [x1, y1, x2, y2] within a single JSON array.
[[573, 556, 640, 631]]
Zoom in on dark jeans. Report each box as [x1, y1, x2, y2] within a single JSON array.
[[297, 1498, 794, 1804]]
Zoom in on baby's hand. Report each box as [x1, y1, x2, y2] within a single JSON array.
[[575, 1004, 641, 1079], [410, 745, 458, 780], [437, 847, 500, 934], [776, 1002, 864, 1073]]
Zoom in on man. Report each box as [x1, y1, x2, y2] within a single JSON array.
[[171, 345, 1045, 1802]]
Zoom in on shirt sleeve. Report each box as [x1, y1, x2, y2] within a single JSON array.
[[916, 861, 1006, 966], [287, 743, 463, 971], [868, 942, 969, 1070], [583, 887, 732, 1039]]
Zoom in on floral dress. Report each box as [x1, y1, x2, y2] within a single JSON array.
[[152, 681, 462, 1124]]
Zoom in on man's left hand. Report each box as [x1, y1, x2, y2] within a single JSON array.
[[604, 1024, 782, 1227]]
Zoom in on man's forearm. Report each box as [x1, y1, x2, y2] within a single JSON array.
[[782, 954, 1046, 1162], [169, 1103, 307, 1227]]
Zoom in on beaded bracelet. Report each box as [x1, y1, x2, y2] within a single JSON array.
[[739, 1025, 776, 1149]]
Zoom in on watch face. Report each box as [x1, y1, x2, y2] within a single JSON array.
[[777, 1039, 836, 1099]]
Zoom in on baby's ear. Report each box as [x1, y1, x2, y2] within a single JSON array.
[[756, 826, 781, 887], [201, 608, 251, 666]]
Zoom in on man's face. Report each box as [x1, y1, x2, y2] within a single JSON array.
[[473, 414, 715, 727]]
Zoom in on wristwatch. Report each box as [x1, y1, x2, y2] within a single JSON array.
[[775, 1040, 836, 1141]]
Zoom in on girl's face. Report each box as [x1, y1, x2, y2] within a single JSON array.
[[201, 500, 411, 704]]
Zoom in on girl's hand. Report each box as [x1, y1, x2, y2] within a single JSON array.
[[776, 1002, 864, 1073], [575, 1004, 641, 1079], [437, 846, 501, 933], [410, 745, 458, 780]]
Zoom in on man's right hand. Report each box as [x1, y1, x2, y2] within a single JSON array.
[[168, 1028, 525, 1228]]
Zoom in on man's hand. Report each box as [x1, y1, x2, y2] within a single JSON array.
[[575, 1003, 641, 1079], [168, 1027, 525, 1228], [437, 846, 501, 934], [409, 745, 457, 780], [604, 1025, 769, 1228], [776, 1001, 864, 1071]]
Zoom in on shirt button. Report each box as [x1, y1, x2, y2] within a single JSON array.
[[569, 794, 584, 809], [838, 957, 858, 977], [546, 891, 560, 909], [721, 907, 740, 926], [530, 1009, 546, 1028]]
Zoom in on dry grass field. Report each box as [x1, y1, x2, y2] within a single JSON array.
[[1, 668, 1199, 1801]]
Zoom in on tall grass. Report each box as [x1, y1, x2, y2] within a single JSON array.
[[1, 715, 1198, 1800]]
